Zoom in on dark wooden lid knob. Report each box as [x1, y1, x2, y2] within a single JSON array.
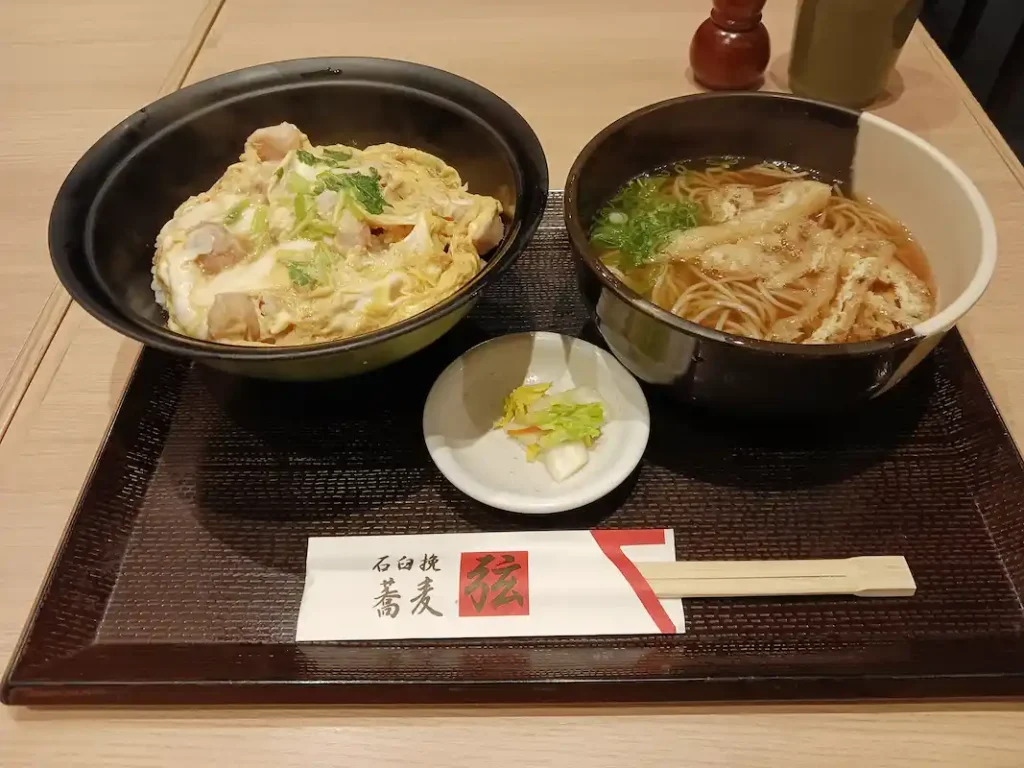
[[690, 0, 771, 90]]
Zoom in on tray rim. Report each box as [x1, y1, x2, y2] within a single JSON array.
[[7, 636, 1024, 705], [2, 344, 149, 706]]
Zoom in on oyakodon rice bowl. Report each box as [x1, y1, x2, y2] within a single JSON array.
[[153, 124, 505, 347], [565, 92, 996, 413], [49, 58, 548, 380]]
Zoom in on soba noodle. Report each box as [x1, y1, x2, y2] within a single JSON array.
[[590, 160, 935, 344]]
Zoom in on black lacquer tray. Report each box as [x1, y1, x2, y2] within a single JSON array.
[[5, 195, 1024, 705]]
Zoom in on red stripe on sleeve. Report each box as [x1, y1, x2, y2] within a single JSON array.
[[591, 529, 677, 634]]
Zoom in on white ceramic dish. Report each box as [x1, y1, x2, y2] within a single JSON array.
[[423, 332, 650, 514]]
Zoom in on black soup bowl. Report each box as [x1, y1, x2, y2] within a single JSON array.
[[565, 92, 997, 413], [50, 58, 548, 380]]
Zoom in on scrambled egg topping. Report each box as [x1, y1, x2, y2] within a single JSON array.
[[152, 123, 503, 345]]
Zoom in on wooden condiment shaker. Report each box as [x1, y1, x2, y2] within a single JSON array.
[[690, 0, 771, 90]]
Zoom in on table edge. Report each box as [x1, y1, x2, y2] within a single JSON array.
[[0, 0, 227, 444]]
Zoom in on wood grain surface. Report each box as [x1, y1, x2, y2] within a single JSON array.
[[0, 0, 222, 440], [2, 1, 1024, 766]]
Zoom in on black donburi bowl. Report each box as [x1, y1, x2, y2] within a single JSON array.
[[50, 57, 548, 380], [565, 92, 996, 413]]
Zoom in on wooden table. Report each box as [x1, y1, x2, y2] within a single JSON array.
[[0, 0, 222, 437], [3, 1, 1024, 765]]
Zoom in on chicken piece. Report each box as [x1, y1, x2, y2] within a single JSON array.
[[188, 223, 250, 274], [247, 122, 305, 162], [333, 209, 371, 252], [207, 292, 261, 342], [453, 196, 504, 255], [470, 212, 504, 254], [659, 181, 833, 262]]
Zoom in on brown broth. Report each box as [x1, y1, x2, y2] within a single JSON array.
[[853, 194, 936, 297], [591, 160, 937, 343]]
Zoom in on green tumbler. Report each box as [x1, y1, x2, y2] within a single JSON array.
[[788, 0, 924, 108]]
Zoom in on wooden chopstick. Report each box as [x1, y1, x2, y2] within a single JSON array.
[[637, 556, 915, 599]]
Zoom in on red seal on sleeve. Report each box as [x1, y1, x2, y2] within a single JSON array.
[[459, 551, 530, 617]]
